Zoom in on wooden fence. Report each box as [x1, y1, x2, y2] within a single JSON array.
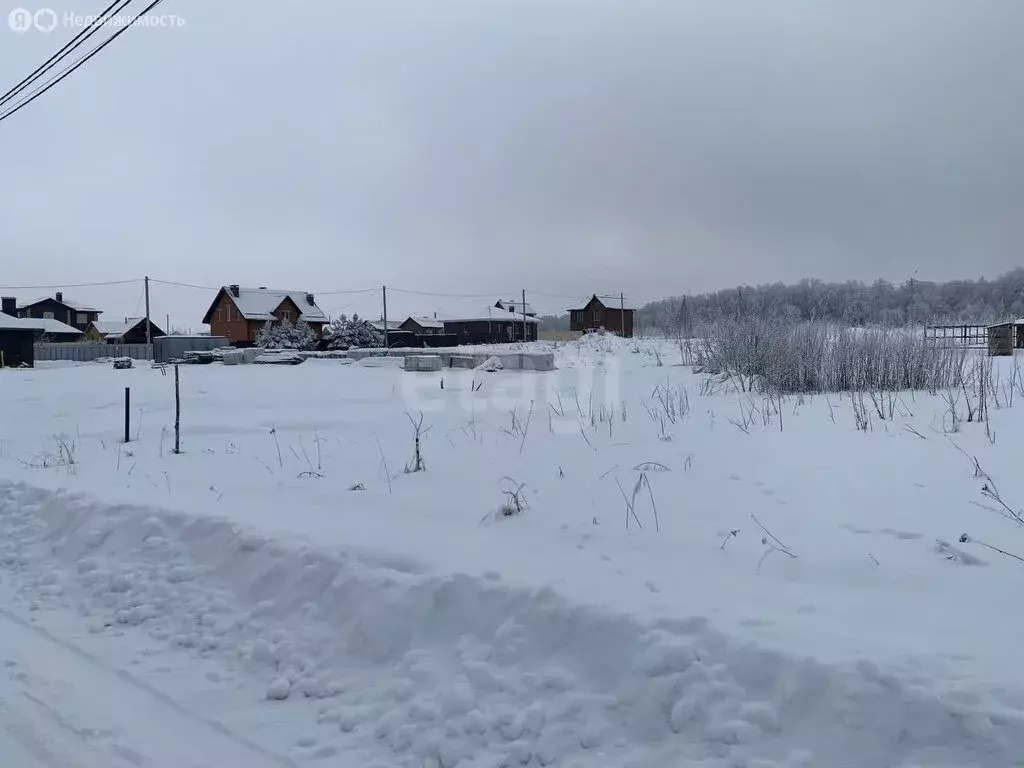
[[34, 342, 154, 362]]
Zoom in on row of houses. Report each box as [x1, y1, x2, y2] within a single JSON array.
[[1, 294, 168, 343], [2, 286, 637, 366], [203, 286, 636, 346]]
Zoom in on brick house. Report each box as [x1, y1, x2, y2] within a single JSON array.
[[569, 294, 634, 337], [17, 292, 102, 331], [201, 285, 327, 345]]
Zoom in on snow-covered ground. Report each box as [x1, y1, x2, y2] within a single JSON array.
[[3, 336, 1024, 767]]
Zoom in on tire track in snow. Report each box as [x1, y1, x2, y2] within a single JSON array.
[[0, 606, 305, 768]]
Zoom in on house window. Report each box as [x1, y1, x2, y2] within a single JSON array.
[[281, 310, 295, 322], [77, 313, 88, 324], [215, 308, 225, 323], [593, 309, 602, 322], [43, 311, 54, 319]]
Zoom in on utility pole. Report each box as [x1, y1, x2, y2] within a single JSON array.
[[144, 275, 152, 345], [522, 288, 528, 342], [382, 285, 389, 350], [620, 292, 625, 337], [166, 314, 170, 333]]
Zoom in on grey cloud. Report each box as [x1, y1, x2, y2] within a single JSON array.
[[2, 0, 1022, 325]]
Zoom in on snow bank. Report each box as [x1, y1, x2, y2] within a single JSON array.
[[3, 481, 1023, 767]]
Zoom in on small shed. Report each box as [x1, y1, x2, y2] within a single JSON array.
[[0, 314, 35, 367], [987, 321, 1024, 356], [154, 335, 231, 364]]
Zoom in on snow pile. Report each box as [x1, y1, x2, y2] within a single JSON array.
[[475, 356, 504, 372], [4, 481, 1024, 767]]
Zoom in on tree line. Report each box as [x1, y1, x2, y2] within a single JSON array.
[[635, 269, 1024, 333]]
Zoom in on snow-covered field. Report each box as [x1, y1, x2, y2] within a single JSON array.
[[3, 336, 1024, 767]]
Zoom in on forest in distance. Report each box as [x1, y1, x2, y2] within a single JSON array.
[[537, 268, 1024, 333]]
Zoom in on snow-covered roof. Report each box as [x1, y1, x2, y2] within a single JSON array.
[[17, 317, 83, 335], [370, 319, 402, 331], [443, 314, 541, 324], [90, 318, 146, 337], [217, 287, 328, 323], [496, 299, 535, 315], [0, 314, 34, 331], [404, 316, 444, 329], [17, 295, 99, 313]]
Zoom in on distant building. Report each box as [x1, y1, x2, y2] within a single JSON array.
[[0, 309, 36, 367], [86, 317, 167, 344], [495, 299, 536, 317], [17, 292, 101, 331], [370, 319, 403, 333], [1, 297, 81, 342], [400, 316, 445, 335], [569, 294, 634, 337], [201, 285, 327, 345], [443, 314, 539, 344]]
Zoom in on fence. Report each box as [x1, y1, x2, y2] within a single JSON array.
[[923, 324, 987, 349], [34, 342, 153, 362]]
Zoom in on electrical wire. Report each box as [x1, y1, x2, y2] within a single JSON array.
[[0, 0, 134, 110], [387, 287, 519, 299], [0, 0, 168, 124], [0, 279, 141, 290]]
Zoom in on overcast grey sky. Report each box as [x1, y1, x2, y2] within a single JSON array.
[[2, 0, 1022, 324]]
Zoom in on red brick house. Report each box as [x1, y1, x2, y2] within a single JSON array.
[[201, 285, 327, 345], [569, 294, 634, 337]]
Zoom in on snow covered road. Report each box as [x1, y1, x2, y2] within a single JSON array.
[[0, 605, 302, 768]]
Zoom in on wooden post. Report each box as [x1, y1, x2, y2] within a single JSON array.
[[522, 288, 528, 342], [124, 387, 130, 443], [144, 276, 152, 345], [620, 292, 625, 337], [382, 285, 389, 350], [174, 365, 181, 454]]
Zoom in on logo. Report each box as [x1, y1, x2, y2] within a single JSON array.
[[7, 6, 57, 32], [7, 7, 32, 32], [33, 7, 56, 32]]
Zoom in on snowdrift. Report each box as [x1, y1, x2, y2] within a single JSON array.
[[4, 481, 1023, 768]]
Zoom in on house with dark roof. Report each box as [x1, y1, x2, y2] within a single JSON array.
[[85, 317, 167, 344], [17, 292, 102, 331], [201, 285, 328, 345]]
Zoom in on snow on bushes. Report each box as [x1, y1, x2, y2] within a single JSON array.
[[326, 314, 383, 350], [255, 319, 318, 351]]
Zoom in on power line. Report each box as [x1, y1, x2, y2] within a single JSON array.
[[0, 0, 133, 110], [388, 287, 518, 299], [0, 0, 168, 125], [0, 279, 141, 290]]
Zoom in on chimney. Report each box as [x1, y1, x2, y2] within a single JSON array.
[[55, 291, 63, 303], [1, 297, 15, 317], [305, 293, 314, 306], [228, 284, 239, 297]]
